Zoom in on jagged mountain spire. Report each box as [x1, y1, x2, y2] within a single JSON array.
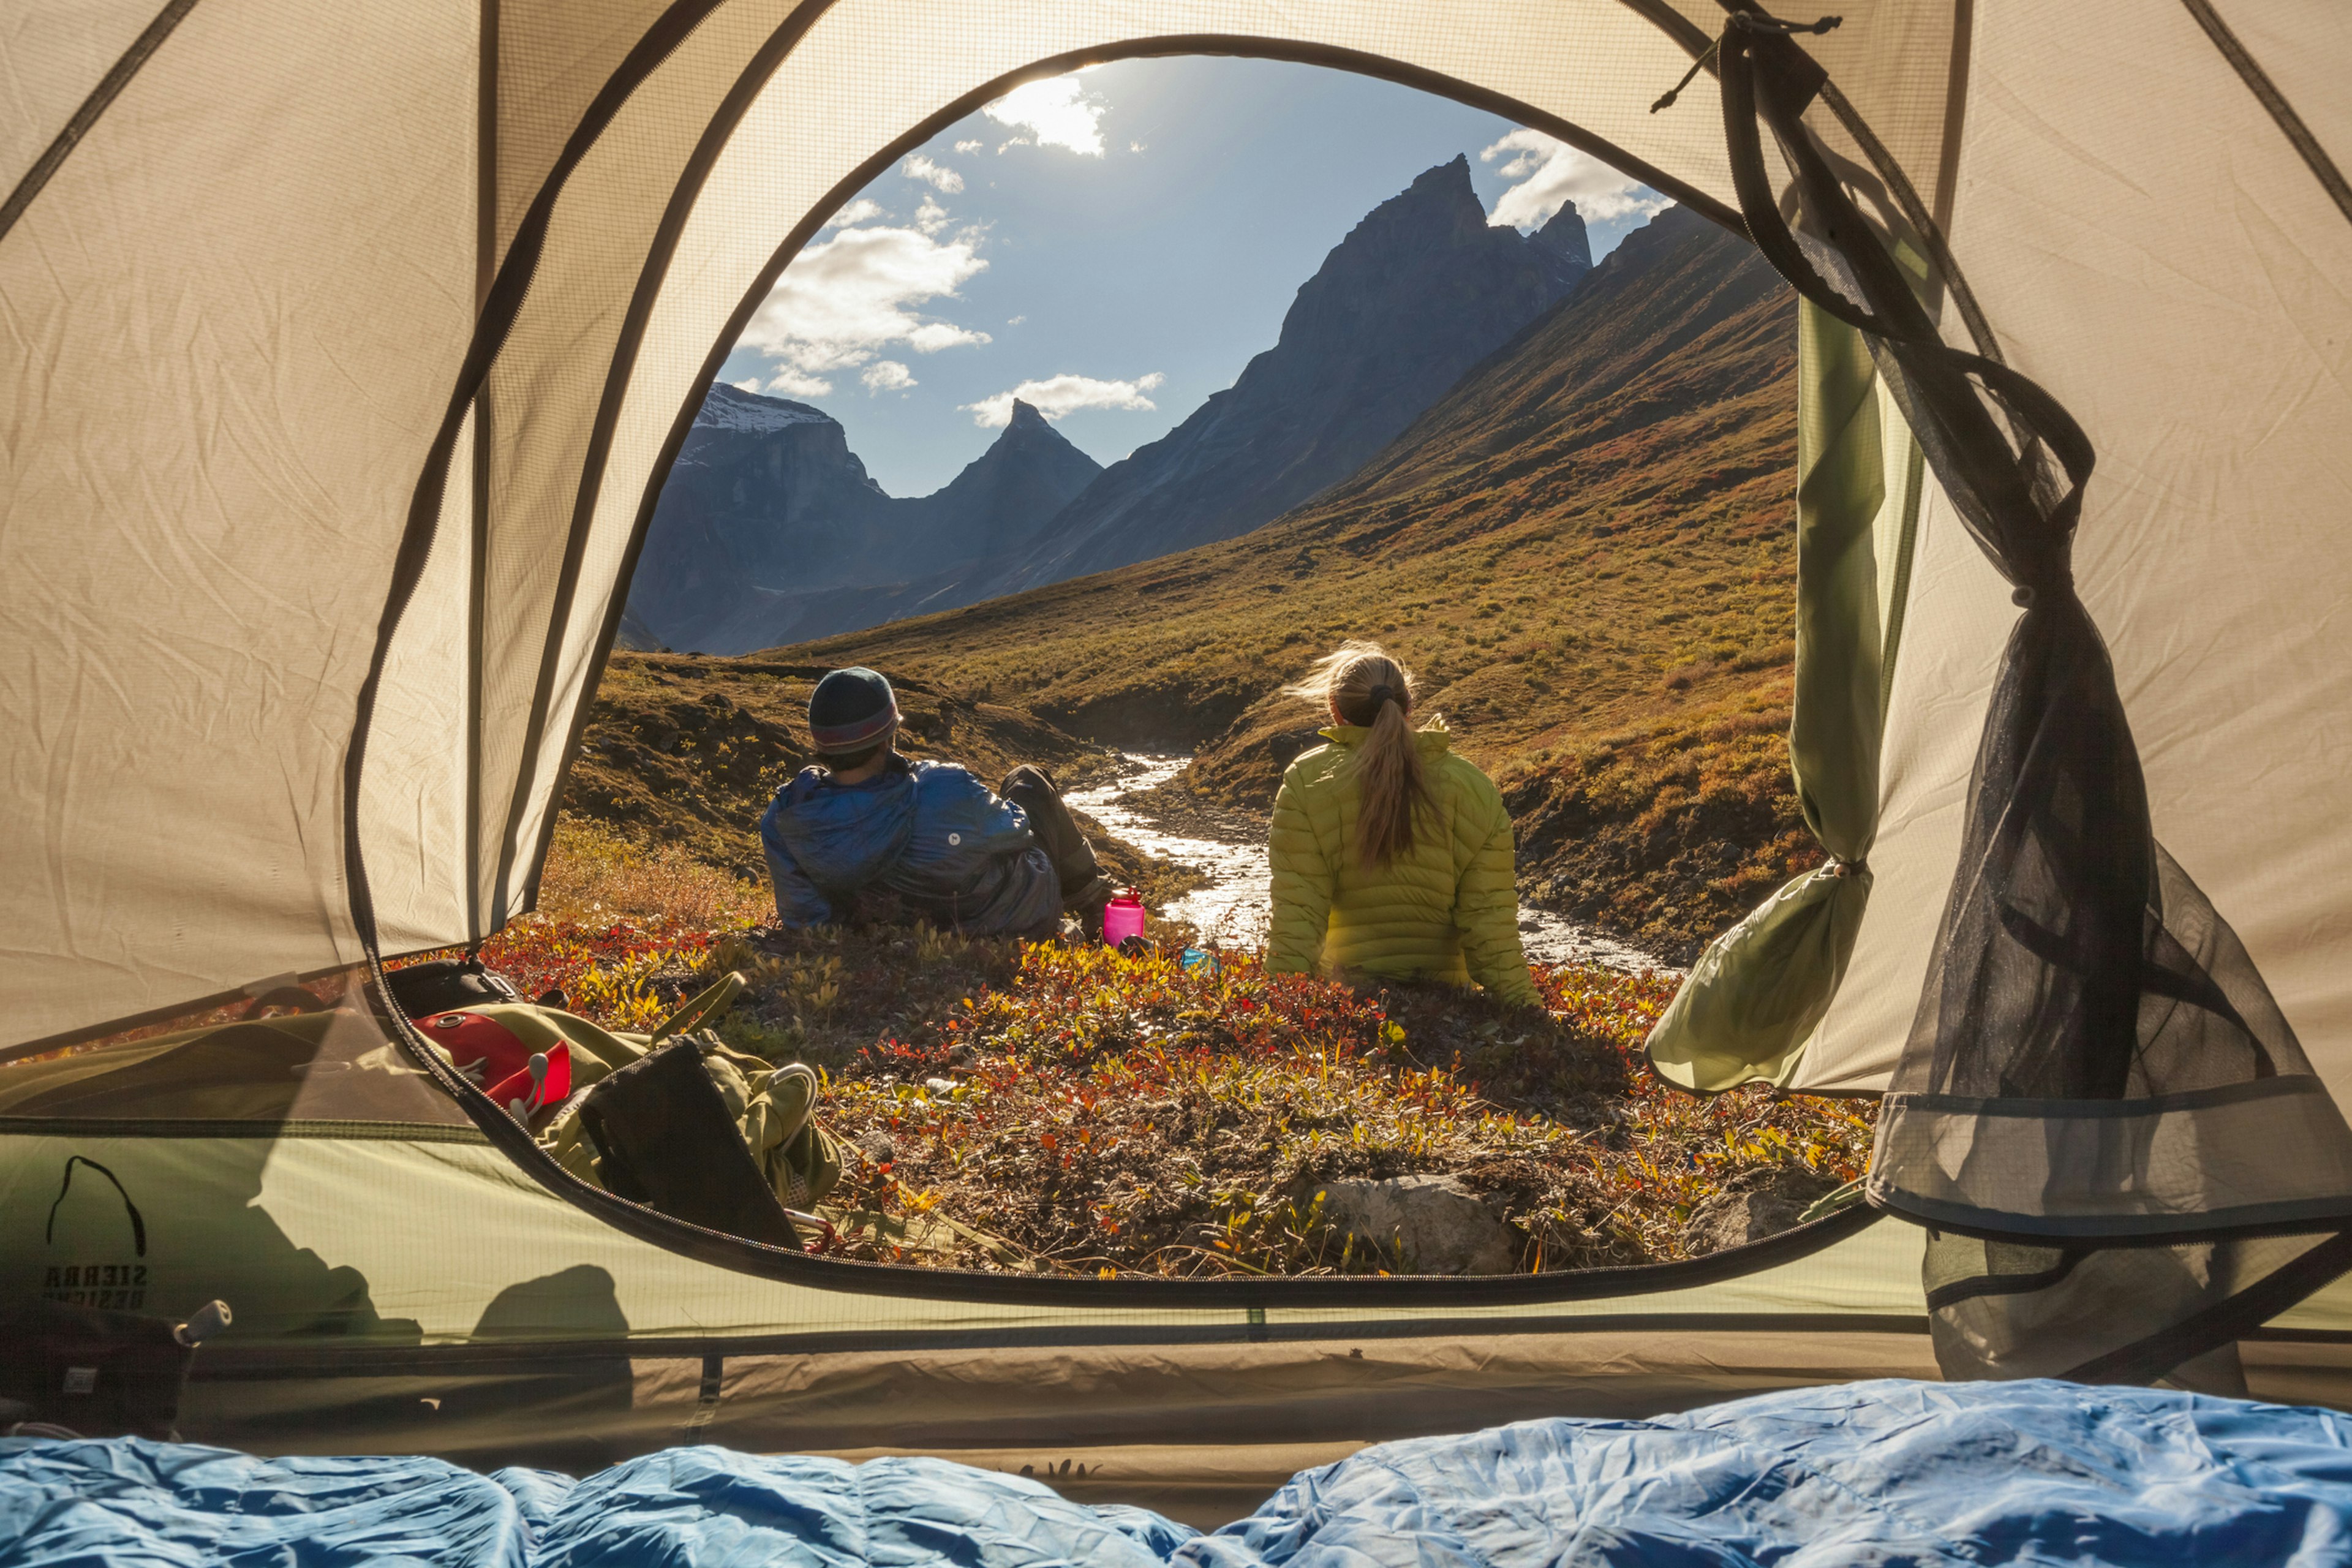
[[625, 385, 1099, 650]]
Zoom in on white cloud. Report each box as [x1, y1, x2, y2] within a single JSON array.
[[740, 223, 990, 383], [861, 360, 915, 393], [824, 197, 885, 228], [764, 368, 832, 398], [1006, 315, 1026, 326], [914, 195, 949, 235], [962, 371, 1164, 427], [900, 154, 964, 194], [1479, 129, 1672, 228], [983, 75, 1107, 157], [902, 321, 981, 353], [731, 377, 761, 393], [954, 139, 982, 154]]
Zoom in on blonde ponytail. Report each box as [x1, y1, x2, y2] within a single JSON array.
[[1284, 640, 1432, 869]]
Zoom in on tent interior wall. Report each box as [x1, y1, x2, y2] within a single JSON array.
[[7, 0, 2352, 1470]]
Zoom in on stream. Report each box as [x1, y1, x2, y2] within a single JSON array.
[[1066, 754, 1670, 973]]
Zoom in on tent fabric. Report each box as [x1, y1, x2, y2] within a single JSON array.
[[17, 1381, 2352, 1564], [3, 0, 480, 1046]]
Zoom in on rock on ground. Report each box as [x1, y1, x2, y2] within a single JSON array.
[[1683, 1186, 1825, 1256], [1319, 1174, 1522, 1275]]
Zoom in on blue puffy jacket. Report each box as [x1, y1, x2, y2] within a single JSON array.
[[759, 756, 1061, 937]]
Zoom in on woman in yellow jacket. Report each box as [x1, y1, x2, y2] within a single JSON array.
[[1267, 641, 1540, 1007]]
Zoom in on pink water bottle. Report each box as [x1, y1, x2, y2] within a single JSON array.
[[1102, 888, 1147, 947]]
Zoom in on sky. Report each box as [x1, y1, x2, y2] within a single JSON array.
[[717, 56, 1672, 497]]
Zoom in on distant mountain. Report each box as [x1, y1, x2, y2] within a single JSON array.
[[650, 158, 1594, 655], [902, 399, 1105, 564], [981, 156, 1593, 591], [626, 388, 1099, 652]]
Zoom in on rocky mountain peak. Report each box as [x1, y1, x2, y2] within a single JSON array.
[[1532, 200, 1593, 272], [961, 397, 1097, 481], [694, 381, 834, 433], [1338, 154, 1490, 257], [1408, 150, 1478, 200]]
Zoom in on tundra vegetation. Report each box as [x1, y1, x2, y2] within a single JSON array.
[[476, 816, 1872, 1276]]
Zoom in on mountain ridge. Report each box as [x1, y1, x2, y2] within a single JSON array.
[[626, 389, 1099, 652], [915, 155, 1596, 604], [635, 158, 1596, 654]]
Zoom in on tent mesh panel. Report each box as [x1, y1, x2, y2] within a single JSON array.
[[1901, 619, 2309, 1103]]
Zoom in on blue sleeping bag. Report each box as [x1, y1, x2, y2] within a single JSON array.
[[7, 1379, 2352, 1566], [1203, 1378, 2352, 1566]]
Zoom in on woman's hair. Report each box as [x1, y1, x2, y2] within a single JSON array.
[[1284, 640, 1433, 869]]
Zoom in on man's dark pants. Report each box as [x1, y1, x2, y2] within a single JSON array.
[[1000, 765, 1109, 910]]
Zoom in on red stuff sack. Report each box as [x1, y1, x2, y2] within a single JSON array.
[[417, 1011, 571, 1117]]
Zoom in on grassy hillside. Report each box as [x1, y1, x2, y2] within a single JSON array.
[[782, 208, 1812, 960]]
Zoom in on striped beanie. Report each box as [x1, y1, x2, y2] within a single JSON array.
[[807, 667, 900, 755]]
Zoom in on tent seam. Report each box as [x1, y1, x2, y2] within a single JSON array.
[[184, 1308, 1934, 1373], [2177, 0, 2352, 229], [0, 0, 198, 245], [494, 0, 843, 916], [339, 0, 736, 984]]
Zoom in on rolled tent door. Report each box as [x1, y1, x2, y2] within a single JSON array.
[[1646, 295, 1926, 1091]]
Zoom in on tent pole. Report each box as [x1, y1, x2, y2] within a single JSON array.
[[468, 0, 498, 934]]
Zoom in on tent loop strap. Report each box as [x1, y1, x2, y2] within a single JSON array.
[[1727, 11, 1843, 38], [1651, 13, 1837, 116], [45, 1155, 148, 1257], [1650, 40, 1719, 113]]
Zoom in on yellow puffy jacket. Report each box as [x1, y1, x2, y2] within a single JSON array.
[[1267, 725, 1540, 1006]]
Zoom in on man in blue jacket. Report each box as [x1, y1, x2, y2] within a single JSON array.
[[759, 668, 1112, 938]]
